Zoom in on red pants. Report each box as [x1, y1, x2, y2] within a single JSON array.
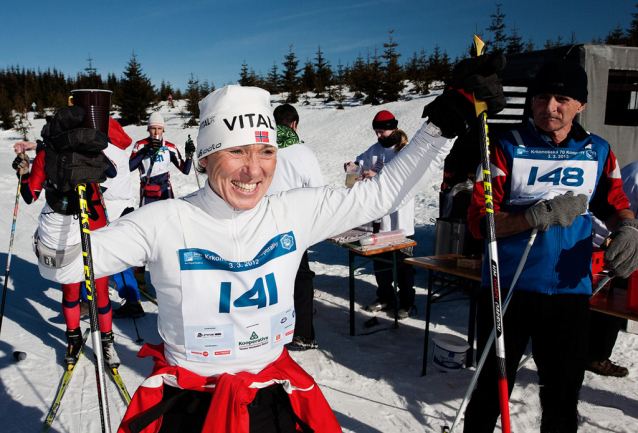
[[62, 276, 111, 332]]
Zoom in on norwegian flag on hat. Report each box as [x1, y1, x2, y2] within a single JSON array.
[[255, 131, 270, 143]]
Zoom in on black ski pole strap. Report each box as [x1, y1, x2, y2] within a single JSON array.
[[128, 388, 190, 433]]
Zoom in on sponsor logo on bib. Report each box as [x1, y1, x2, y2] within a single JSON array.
[[238, 331, 269, 350], [281, 234, 294, 250]]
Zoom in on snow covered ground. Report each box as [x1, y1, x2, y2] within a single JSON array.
[[0, 92, 637, 432]]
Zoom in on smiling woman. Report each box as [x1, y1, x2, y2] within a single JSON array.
[[34, 62, 505, 430]]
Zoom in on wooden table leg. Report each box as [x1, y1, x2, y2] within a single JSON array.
[[349, 250, 355, 336], [392, 250, 399, 329]]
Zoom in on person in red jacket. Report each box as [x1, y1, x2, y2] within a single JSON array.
[[12, 121, 120, 369]]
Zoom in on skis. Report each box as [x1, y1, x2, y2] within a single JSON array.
[[41, 329, 90, 433], [41, 329, 133, 432], [139, 290, 158, 305], [108, 367, 132, 404]]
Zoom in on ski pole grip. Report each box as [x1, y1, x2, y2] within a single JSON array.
[[472, 35, 489, 116]]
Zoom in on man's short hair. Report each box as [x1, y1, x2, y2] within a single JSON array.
[[273, 104, 299, 127]]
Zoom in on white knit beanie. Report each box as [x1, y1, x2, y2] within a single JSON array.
[[196, 85, 276, 160], [148, 112, 165, 129]]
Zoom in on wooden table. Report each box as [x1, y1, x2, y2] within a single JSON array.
[[328, 228, 417, 335], [404, 255, 483, 376]]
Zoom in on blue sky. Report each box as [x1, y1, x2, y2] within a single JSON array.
[[2, 0, 636, 92]]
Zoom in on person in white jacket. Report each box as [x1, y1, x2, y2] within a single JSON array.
[[35, 55, 506, 432], [267, 103, 324, 350], [344, 110, 416, 319]]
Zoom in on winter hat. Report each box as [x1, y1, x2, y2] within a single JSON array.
[[532, 59, 588, 103], [196, 85, 276, 160], [372, 110, 398, 130], [148, 112, 165, 129], [108, 118, 133, 150]]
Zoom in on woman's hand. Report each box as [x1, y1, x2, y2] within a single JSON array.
[[358, 170, 378, 180]]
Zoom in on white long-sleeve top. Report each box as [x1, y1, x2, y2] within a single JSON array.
[[101, 143, 136, 219], [38, 121, 453, 377], [267, 143, 324, 193], [355, 142, 415, 235]]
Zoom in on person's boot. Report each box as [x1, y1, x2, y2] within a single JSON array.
[[64, 328, 84, 369], [101, 331, 121, 370], [586, 359, 629, 377], [112, 299, 145, 319]]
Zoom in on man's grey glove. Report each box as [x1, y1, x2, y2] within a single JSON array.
[[604, 219, 638, 279], [524, 191, 588, 231]]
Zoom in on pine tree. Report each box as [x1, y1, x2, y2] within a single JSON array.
[[119, 52, 157, 126], [487, 3, 507, 55], [334, 60, 347, 109], [505, 24, 524, 54], [239, 61, 257, 86], [14, 109, 32, 140], [266, 62, 281, 95], [349, 53, 367, 98], [379, 30, 405, 103], [362, 47, 383, 105], [300, 59, 316, 94], [184, 73, 201, 127], [606, 23, 630, 45], [628, 3, 638, 47], [429, 45, 450, 85], [281, 45, 300, 103], [314, 46, 332, 97], [569, 31, 578, 45], [76, 54, 102, 89], [524, 36, 535, 53]]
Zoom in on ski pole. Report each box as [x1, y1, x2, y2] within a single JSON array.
[[77, 184, 112, 433], [188, 135, 201, 189], [0, 166, 24, 337], [449, 229, 537, 433], [470, 34, 511, 433]]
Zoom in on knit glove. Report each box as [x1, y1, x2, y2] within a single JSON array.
[[12, 153, 30, 176], [524, 191, 588, 231], [605, 219, 638, 279], [421, 53, 506, 138], [185, 135, 195, 158]]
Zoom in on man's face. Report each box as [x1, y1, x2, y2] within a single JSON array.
[[148, 125, 164, 139], [200, 144, 277, 210], [531, 93, 586, 134]]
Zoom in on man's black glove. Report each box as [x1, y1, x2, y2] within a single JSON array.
[[605, 219, 638, 279], [43, 105, 110, 196], [421, 53, 506, 138], [185, 135, 195, 158], [524, 191, 588, 231]]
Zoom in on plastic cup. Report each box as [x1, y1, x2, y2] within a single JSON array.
[[71, 89, 112, 135]]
